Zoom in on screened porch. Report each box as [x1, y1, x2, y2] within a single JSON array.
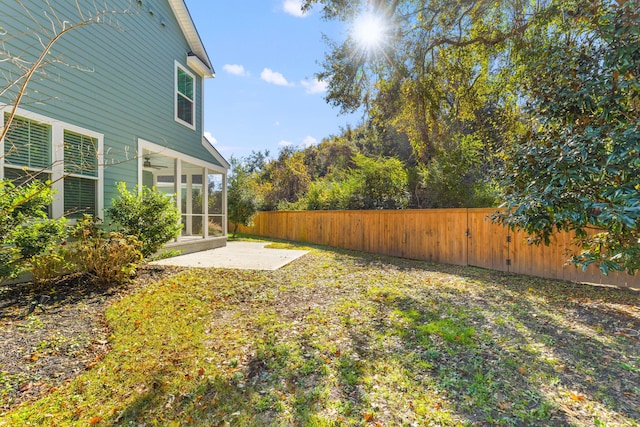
[[139, 146, 227, 251]]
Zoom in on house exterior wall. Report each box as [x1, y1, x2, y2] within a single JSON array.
[[1, 0, 222, 213]]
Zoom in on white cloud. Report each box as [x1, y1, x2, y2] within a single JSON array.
[[261, 68, 293, 86], [204, 131, 217, 144], [223, 64, 249, 76], [283, 0, 307, 17], [278, 140, 294, 147], [274, 121, 281, 127], [301, 78, 328, 94], [302, 136, 318, 147]]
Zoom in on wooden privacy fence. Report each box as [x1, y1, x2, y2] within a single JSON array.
[[232, 208, 640, 289]]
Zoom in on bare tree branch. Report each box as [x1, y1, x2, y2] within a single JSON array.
[[1, 1, 131, 143]]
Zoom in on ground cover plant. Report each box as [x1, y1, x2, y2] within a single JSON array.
[[0, 240, 638, 426]]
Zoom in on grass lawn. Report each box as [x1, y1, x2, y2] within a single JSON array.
[[1, 241, 638, 426]]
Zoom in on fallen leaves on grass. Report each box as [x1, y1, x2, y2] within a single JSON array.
[[570, 391, 586, 402], [1, 245, 638, 427], [89, 415, 103, 425]]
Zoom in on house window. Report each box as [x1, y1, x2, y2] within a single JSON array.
[[175, 63, 195, 128], [1, 110, 103, 219], [3, 113, 53, 215], [63, 130, 98, 218], [4, 113, 51, 169]]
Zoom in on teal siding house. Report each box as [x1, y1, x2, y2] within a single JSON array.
[[0, 0, 229, 253]]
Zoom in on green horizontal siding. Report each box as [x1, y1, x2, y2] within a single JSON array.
[[1, 0, 222, 210]]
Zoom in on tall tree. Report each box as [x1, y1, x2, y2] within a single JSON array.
[[303, 0, 533, 206], [261, 147, 311, 210], [499, 0, 640, 274], [347, 153, 410, 209], [304, 0, 640, 273], [227, 157, 260, 237]]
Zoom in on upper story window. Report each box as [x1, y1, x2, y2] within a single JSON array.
[[175, 62, 195, 129]]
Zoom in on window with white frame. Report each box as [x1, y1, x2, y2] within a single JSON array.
[[1, 111, 103, 219], [175, 62, 195, 128], [4, 114, 51, 170], [63, 130, 99, 218], [3, 113, 53, 215]]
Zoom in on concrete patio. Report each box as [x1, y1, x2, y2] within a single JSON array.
[[151, 241, 309, 271]]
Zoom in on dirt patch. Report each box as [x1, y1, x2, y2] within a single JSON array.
[[0, 266, 183, 412]]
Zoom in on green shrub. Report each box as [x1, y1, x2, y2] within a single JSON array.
[[0, 247, 21, 283], [13, 217, 67, 259], [69, 215, 143, 286], [228, 157, 260, 236], [289, 178, 352, 210], [30, 247, 71, 290], [345, 154, 410, 210], [0, 179, 67, 282], [107, 182, 182, 258], [416, 135, 499, 208]]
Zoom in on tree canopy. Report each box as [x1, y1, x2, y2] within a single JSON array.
[[300, 0, 535, 209], [499, 1, 640, 274], [297, 0, 639, 274], [227, 157, 261, 237]]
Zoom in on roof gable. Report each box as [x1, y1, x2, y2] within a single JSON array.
[[167, 0, 214, 78], [203, 136, 230, 169]]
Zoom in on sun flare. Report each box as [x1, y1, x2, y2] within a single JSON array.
[[352, 12, 387, 51]]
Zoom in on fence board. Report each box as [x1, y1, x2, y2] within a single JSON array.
[[232, 209, 640, 289]]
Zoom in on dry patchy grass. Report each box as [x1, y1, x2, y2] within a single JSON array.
[[1, 242, 638, 426]]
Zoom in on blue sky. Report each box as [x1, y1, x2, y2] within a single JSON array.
[[186, 0, 363, 160]]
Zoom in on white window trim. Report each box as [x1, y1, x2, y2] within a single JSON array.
[[174, 61, 196, 130], [0, 107, 104, 219]]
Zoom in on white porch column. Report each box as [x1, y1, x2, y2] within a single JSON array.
[[186, 173, 193, 235], [203, 168, 209, 239], [222, 172, 228, 236], [174, 158, 182, 241], [51, 124, 65, 218]]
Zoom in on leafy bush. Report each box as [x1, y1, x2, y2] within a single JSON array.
[[68, 215, 143, 286], [0, 179, 67, 282], [107, 182, 182, 258], [416, 134, 498, 208], [288, 178, 353, 210], [498, 2, 640, 274], [228, 157, 260, 236], [30, 247, 71, 290], [346, 154, 410, 210], [289, 154, 409, 211], [13, 217, 67, 259]]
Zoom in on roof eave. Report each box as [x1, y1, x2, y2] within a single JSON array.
[[188, 52, 215, 78], [203, 136, 230, 170], [168, 0, 215, 78]]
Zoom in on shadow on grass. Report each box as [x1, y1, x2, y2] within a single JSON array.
[[0, 265, 181, 320], [125, 242, 637, 425], [6, 240, 637, 426], [272, 239, 638, 424]]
